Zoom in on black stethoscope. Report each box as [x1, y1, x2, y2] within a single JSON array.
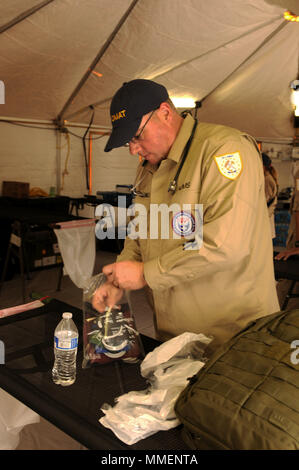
[[168, 118, 198, 194]]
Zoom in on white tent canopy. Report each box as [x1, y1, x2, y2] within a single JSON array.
[[0, 0, 298, 139], [0, 0, 298, 196]]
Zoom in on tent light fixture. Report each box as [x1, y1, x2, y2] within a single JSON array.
[[171, 96, 196, 108], [290, 80, 299, 117], [284, 11, 299, 22]]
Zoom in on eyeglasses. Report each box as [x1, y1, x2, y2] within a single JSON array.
[[124, 110, 156, 147]]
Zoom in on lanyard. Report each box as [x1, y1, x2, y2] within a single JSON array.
[[168, 119, 198, 194]]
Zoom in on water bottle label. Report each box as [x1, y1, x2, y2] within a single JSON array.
[[55, 336, 78, 350]]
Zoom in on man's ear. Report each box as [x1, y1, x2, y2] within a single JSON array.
[[158, 101, 172, 122]]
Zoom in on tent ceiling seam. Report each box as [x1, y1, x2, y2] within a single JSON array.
[[200, 19, 289, 105], [150, 15, 286, 82], [66, 14, 286, 120], [0, 0, 55, 35], [56, 0, 140, 124]]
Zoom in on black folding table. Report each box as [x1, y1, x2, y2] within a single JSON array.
[[274, 256, 299, 310], [0, 299, 187, 450]]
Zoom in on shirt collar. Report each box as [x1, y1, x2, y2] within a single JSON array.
[[167, 113, 195, 163]]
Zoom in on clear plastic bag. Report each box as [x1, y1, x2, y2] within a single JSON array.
[[82, 273, 144, 368]]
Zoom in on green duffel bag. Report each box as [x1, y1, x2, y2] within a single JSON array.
[[175, 309, 299, 450]]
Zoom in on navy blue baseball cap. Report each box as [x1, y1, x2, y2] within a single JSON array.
[[104, 79, 169, 152]]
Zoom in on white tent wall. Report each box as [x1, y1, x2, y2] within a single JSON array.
[[0, 121, 139, 204], [0, 119, 293, 208], [81, 130, 139, 194], [0, 122, 57, 193]]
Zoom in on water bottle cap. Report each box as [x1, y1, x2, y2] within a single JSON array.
[[62, 312, 73, 319]]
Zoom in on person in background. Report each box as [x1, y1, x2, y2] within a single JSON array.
[[274, 162, 299, 312], [275, 162, 299, 261], [262, 153, 278, 239], [275, 246, 299, 261], [93, 79, 279, 350]]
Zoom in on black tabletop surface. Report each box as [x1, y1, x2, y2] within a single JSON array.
[[0, 299, 187, 450], [0, 196, 75, 225], [274, 255, 299, 281]]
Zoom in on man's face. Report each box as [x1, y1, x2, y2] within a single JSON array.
[[128, 107, 172, 165]]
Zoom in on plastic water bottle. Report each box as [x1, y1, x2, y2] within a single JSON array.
[[52, 312, 78, 386]]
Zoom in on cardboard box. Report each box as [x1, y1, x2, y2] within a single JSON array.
[[2, 181, 30, 198]]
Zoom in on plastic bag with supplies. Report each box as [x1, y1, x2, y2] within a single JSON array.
[[82, 273, 144, 368], [99, 332, 212, 445]]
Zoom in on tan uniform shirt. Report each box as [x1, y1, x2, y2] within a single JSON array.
[[118, 115, 279, 345], [287, 166, 299, 248]]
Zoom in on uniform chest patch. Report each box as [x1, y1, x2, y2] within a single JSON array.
[[172, 211, 195, 237], [214, 152, 242, 180]]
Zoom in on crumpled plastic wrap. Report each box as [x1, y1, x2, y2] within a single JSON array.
[[0, 388, 40, 450], [99, 331, 211, 445]]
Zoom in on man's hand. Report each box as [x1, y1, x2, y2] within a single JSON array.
[[92, 282, 124, 312], [275, 247, 299, 261], [103, 261, 147, 290]]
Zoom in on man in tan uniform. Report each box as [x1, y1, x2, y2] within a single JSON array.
[[93, 79, 279, 347]]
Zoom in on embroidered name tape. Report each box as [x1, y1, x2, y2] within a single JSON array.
[[214, 152, 242, 180]]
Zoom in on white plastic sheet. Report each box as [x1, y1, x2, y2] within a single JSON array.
[[99, 332, 211, 445], [54, 219, 96, 289], [0, 388, 40, 450]]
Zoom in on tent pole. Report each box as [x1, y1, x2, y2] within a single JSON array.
[[0, 0, 55, 34], [57, 0, 140, 122], [56, 128, 62, 196]]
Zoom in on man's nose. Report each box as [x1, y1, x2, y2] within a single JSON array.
[[129, 141, 141, 155]]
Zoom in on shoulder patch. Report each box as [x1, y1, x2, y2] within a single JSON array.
[[214, 152, 242, 180]]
